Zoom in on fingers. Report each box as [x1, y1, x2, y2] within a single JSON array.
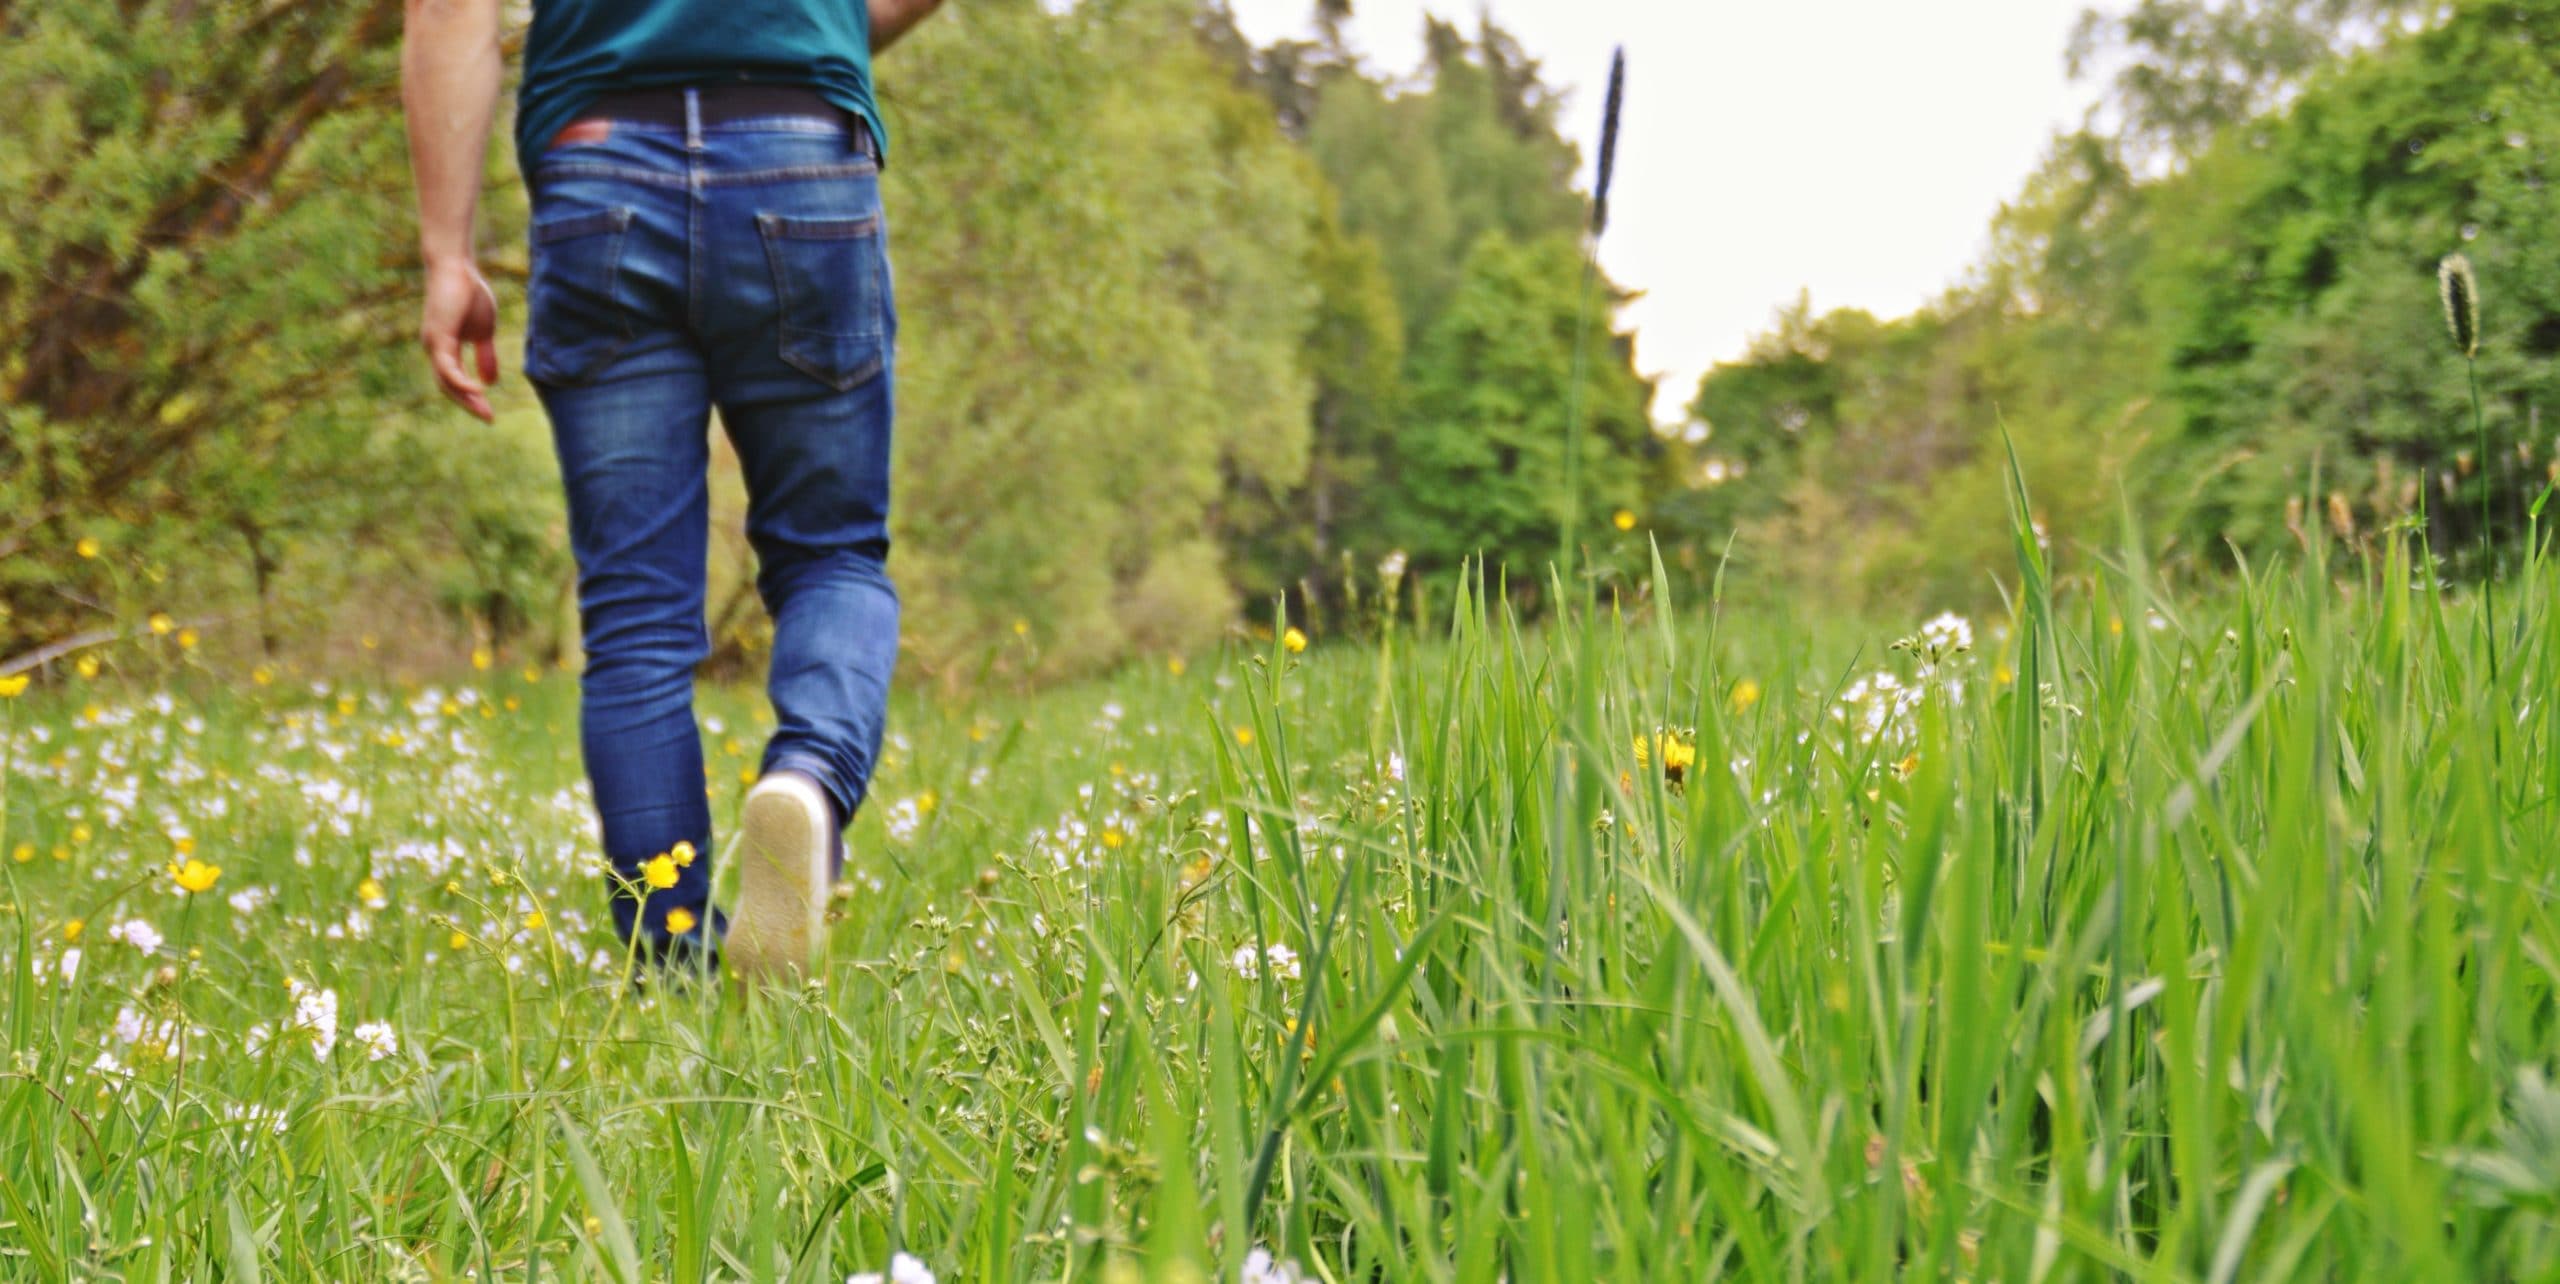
[[473, 333, 500, 387], [425, 332, 494, 422]]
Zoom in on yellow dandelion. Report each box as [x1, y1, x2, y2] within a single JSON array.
[[1729, 678, 1762, 713], [149, 613, 174, 636], [665, 907, 698, 935], [75, 536, 101, 559], [0, 674, 26, 698], [64, 919, 83, 942], [1613, 509, 1637, 532], [169, 858, 222, 894], [75, 654, 100, 680], [1282, 627, 1308, 654], [643, 855, 679, 889], [670, 840, 696, 868]]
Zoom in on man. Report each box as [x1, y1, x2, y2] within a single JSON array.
[[401, 0, 944, 979]]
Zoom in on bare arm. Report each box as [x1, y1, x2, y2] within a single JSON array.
[[402, 0, 506, 421], [871, 0, 949, 53]]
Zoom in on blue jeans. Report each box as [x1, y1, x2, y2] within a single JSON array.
[[525, 98, 898, 947]]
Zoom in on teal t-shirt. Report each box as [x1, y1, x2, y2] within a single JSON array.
[[516, 0, 885, 169]]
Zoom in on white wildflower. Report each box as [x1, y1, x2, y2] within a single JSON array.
[[352, 1021, 398, 1062], [289, 978, 339, 1061], [847, 1252, 936, 1284], [105, 918, 163, 954]]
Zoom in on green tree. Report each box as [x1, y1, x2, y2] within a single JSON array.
[[1392, 232, 1653, 596], [0, 0, 530, 660]]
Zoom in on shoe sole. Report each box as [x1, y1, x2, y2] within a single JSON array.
[[726, 774, 832, 982]]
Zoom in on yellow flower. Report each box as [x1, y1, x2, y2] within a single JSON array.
[[643, 855, 679, 889], [71, 824, 92, 845], [173, 835, 196, 856], [0, 674, 25, 698], [75, 536, 101, 559], [522, 910, 546, 932], [917, 790, 938, 816], [1281, 627, 1308, 654], [1012, 618, 1030, 637], [471, 646, 493, 672], [1101, 828, 1126, 850], [665, 907, 698, 936], [1233, 726, 1254, 747], [361, 634, 380, 651], [63, 919, 83, 942], [357, 878, 385, 904], [1729, 678, 1762, 713], [1893, 752, 1921, 780], [1613, 509, 1637, 532], [1168, 656, 1187, 676], [670, 840, 696, 868], [251, 665, 275, 686], [448, 930, 469, 950], [10, 843, 32, 863], [149, 613, 174, 636], [177, 628, 198, 651], [521, 665, 540, 683], [75, 655, 100, 680], [169, 858, 222, 894]]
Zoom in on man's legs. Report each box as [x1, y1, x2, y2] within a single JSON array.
[[537, 360, 721, 954]]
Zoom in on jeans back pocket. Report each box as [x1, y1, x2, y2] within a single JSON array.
[[757, 212, 886, 391], [525, 206, 636, 387]]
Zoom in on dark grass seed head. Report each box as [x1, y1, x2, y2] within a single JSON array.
[[2441, 252, 2480, 359]]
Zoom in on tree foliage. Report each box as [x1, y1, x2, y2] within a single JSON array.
[[1682, 0, 2558, 610]]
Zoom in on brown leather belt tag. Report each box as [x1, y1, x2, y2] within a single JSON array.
[[546, 119, 613, 152]]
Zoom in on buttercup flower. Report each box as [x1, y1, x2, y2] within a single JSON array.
[[169, 859, 222, 894], [1282, 627, 1308, 654], [665, 907, 698, 935], [643, 855, 679, 889], [0, 674, 27, 698]]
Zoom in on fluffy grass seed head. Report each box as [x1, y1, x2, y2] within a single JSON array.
[[2440, 253, 2480, 359]]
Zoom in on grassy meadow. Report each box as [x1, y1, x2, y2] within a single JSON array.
[[6, 515, 2560, 1281]]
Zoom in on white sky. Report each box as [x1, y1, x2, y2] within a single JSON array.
[[1225, 0, 2105, 422]]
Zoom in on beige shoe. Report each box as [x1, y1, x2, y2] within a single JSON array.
[[725, 771, 835, 981]]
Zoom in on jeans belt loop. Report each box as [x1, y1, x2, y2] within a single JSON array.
[[683, 87, 703, 152]]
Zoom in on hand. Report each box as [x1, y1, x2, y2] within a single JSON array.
[[420, 259, 501, 421]]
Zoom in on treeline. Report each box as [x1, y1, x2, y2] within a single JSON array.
[[0, 0, 1659, 684], [1676, 0, 2560, 611]]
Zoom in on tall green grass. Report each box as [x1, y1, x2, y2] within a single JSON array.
[[3, 491, 2557, 1279]]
